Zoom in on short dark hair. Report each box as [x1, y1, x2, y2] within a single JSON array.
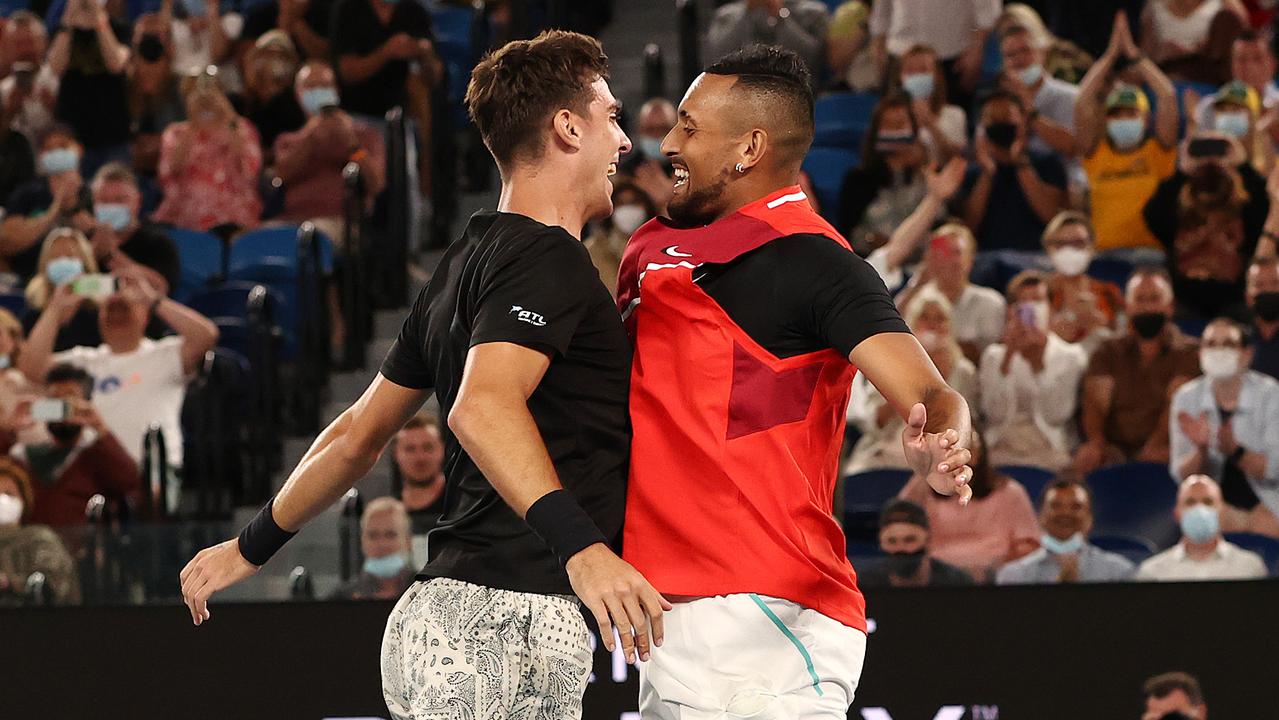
[[92, 161, 138, 189], [1039, 478, 1093, 511], [1143, 672, 1204, 706], [46, 363, 94, 399], [1207, 315, 1255, 347], [704, 44, 815, 164], [400, 413, 439, 434], [465, 30, 610, 172], [979, 87, 1027, 115], [880, 498, 929, 531]]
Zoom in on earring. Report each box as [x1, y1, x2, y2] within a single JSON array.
[[735, 163, 745, 173]]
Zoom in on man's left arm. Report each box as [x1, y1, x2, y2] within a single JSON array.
[[121, 268, 218, 375]]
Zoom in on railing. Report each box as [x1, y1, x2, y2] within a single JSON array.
[[340, 161, 370, 371], [339, 488, 364, 583], [381, 107, 411, 310], [676, 0, 700, 89]]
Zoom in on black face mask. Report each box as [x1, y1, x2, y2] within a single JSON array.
[[885, 550, 926, 577], [985, 121, 1019, 149], [1254, 292, 1279, 322], [1131, 311, 1168, 339], [137, 34, 166, 63], [47, 423, 83, 444]]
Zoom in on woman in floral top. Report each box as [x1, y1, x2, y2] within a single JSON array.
[[152, 71, 262, 233]]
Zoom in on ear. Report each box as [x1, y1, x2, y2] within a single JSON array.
[[551, 108, 583, 152], [736, 128, 769, 172]]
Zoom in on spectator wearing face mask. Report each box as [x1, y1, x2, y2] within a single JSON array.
[[48, 0, 134, 177], [997, 479, 1134, 584], [126, 13, 187, 135], [1, 125, 95, 282], [898, 428, 1040, 581], [1142, 672, 1209, 720], [583, 181, 655, 298], [8, 363, 138, 527], [859, 157, 966, 295], [869, 0, 998, 106], [838, 94, 933, 254], [1192, 31, 1279, 129], [1041, 212, 1124, 355], [1248, 256, 1279, 379], [890, 44, 967, 158], [1141, 0, 1246, 86], [88, 162, 179, 295], [0, 458, 80, 606], [958, 89, 1068, 266], [1076, 13, 1180, 257], [392, 414, 445, 536], [845, 286, 977, 474], [0, 310, 37, 434], [1143, 132, 1270, 321], [22, 228, 103, 351], [273, 60, 384, 240], [240, 31, 306, 154], [0, 11, 59, 144], [20, 268, 218, 510], [1074, 268, 1200, 474], [894, 223, 1007, 363], [1200, 81, 1271, 170], [330, 496, 415, 600], [995, 4, 1096, 86], [1171, 317, 1279, 537], [620, 98, 676, 215], [152, 70, 263, 234], [1137, 474, 1267, 581], [979, 271, 1088, 471], [855, 499, 973, 589], [997, 24, 1079, 161]]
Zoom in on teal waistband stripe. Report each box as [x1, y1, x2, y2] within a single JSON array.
[[747, 593, 824, 697]]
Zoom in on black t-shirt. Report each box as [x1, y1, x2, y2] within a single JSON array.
[[4, 178, 93, 281], [119, 222, 182, 295], [242, 90, 307, 153], [55, 27, 132, 149], [0, 131, 35, 205], [856, 556, 975, 588], [957, 151, 1068, 252], [329, 0, 434, 117], [694, 233, 910, 359], [241, 0, 337, 50], [380, 211, 631, 596]]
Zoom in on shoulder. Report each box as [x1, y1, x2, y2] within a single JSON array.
[[1173, 375, 1206, 401], [1248, 370, 1279, 393], [1222, 541, 1267, 569], [979, 342, 1007, 367], [1092, 546, 1136, 572], [964, 284, 1006, 308], [995, 549, 1045, 579], [1001, 479, 1034, 506]]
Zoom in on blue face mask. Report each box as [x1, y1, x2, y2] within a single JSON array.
[[300, 86, 340, 116], [1106, 118, 1146, 150], [39, 148, 79, 176], [1180, 504, 1219, 543], [363, 552, 408, 579], [1213, 111, 1250, 138], [94, 203, 133, 231], [0, 355, 12, 371], [901, 72, 934, 100], [46, 257, 85, 286], [1040, 532, 1085, 555], [638, 136, 664, 161], [1018, 63, 1044, 86]]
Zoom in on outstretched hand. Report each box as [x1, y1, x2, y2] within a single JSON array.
[[901, 403, 973, 505], [179, 538, 260, 626]]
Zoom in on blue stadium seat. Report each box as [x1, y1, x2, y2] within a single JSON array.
[[1224, 532, 1279, 575], [429, 0, 482, 126], [802, 147, 860, 224], [1086, 256, 1134, 290], [212, 317, 251, 359], [846, 540, 883, 563], [997, 465, 1056, 504], [0, 291, 27, 319], [1086, 462, 1179, 548], [813, 92, 879, 150], [228, 225, 334, 359], [1175, 317, 1208, 338], [1089, 533, 1159, 566], [843, 468, 912, 513], [168, 228, 224, 304]]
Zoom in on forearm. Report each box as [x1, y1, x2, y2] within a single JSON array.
[[1016, 167, 1065, 222], [290, 23, 329, 60], [449, 393, 560, 517], [48, 31, 71, 76], [883, 193, 944, 270], [962, 173, 993, 229], [0, 215, 58, 257], [773, 16, 823, 69], [95, 21, 130, 73], [1239, 450, 1268, 479], [338, 48, 391, 85], [1032, 116, 1077, 157], [919, 383, 972, 439], [17, 311, 59, 383], [1075, 54, 1117, 154], [271, 410, 379, 531], [208, 17, 230, 63], [1137, 57, 1178, 145], [156, 298, 218, 350]]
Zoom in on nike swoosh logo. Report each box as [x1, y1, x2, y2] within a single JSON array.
[[662, 245, 694, 258]]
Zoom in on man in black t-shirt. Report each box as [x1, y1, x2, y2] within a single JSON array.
[[1, 125, 94, 282], [329, 0, 441, 119], [179, 31, 665, 720], [88, 162, 179, 295]]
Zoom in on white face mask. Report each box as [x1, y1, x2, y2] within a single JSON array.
[[611, 204, 649, 235], [1049, 246, 1093, 277], [0, 493, 22, 526], [1200, 348, 1241, 379]]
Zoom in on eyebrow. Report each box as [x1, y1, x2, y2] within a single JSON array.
[[679, 109, 697, 126]]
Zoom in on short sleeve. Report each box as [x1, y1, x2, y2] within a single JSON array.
[[781, 235, 910, 358], [470, 233, 597, 358], [1033, 153, 1067, 189], [380, 286, 433, 389]]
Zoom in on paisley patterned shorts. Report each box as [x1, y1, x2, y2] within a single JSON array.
[[380, 578, 593, 720]]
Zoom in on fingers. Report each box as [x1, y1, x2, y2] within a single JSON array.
[[957, 473, 973, 506], [936, 446, 971, 474], [603, 595, 637, 663], [904, 403, 926, 437], [584, 600, 615, 653], [619, 594, 650, 662], [639, 587, 670, 649]]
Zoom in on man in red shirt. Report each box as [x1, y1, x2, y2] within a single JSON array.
[[618, 45, 974, 718]]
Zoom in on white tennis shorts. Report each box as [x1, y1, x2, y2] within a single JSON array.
[[380, 578, 593, 720], [639, 594, 867, 720]]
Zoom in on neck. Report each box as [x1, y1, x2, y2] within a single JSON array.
[[1184, 536, 1219, 559], [497, 170, 591, 240], [1212, 373, 1244, 393], [710, 175, 799, 224], [1258, 318, 1279, 339], [938, 279, 967, 300], [107, 335, 143, 354]]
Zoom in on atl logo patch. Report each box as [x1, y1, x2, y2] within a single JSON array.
[[509, 305, 547, 327]]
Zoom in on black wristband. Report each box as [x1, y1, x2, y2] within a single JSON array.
[[237, 499, 297, 567], [524, 489, 607, 567]]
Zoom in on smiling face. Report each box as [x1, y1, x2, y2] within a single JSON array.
[[574, 77, 632, 221], [662, 73, 744, 226]]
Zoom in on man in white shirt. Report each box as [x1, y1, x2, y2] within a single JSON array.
[[998, 24, 1078, 160], [1171, 317, 1279, 537], [19, 266, 219, 480], [1136, 475, 1268, 582], [869, 0, 999, 95], [980, 271, 1088, 470]]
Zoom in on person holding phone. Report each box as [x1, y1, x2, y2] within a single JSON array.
[[0, 11, 59, 144], [978, 270, 1089, 470], [7, 363, 138, 527], [1143, 131, 1272, 321], [1, 125, 95, 283]]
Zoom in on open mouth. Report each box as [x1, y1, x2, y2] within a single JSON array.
[[607, 161, 617, 177], [673, 165, 688, 189]]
